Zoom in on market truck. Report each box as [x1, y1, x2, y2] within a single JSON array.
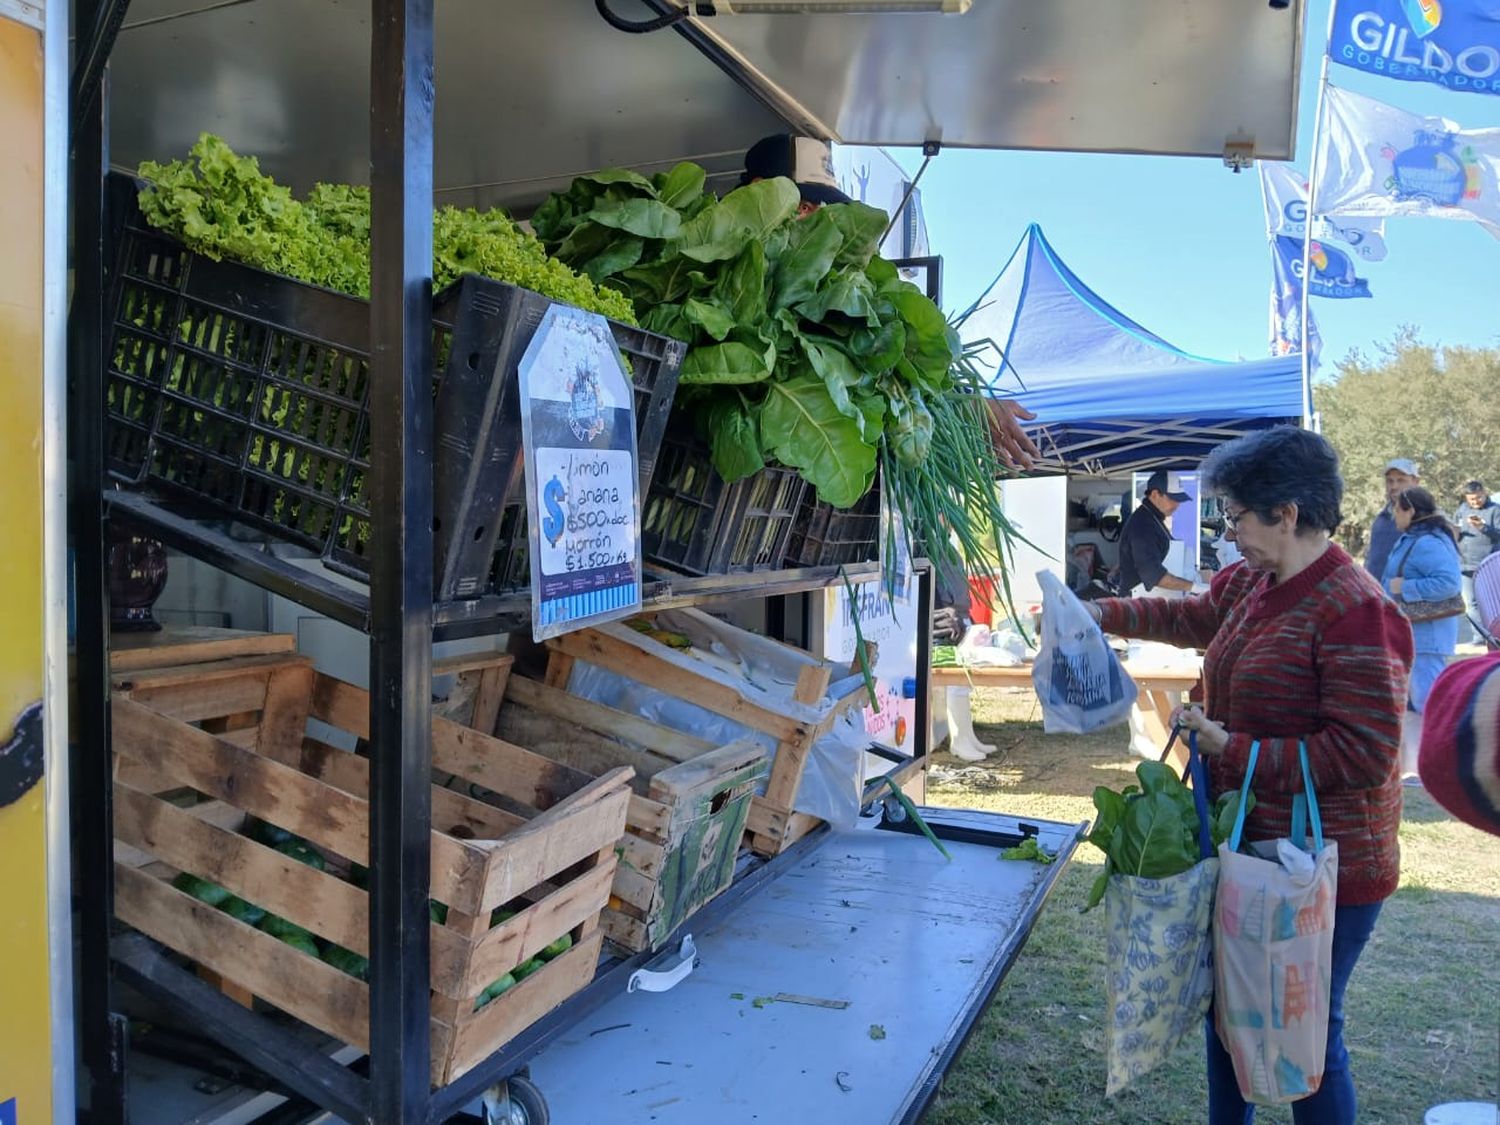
[[8, 2, 1306, 1121], [0, 1, 71, 1122]]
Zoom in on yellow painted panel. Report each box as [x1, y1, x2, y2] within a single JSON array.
[[0, 11, 53, 1123]]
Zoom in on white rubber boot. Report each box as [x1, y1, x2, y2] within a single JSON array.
[[947, 687, 998, 761]]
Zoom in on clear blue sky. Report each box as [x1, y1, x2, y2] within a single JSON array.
[[886, 0, 1500, 372]]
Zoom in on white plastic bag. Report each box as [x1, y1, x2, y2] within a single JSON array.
[[1032, 570, 1138, 734]]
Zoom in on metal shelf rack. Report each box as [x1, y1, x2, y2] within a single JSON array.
[[68, 6, 921, 1122]]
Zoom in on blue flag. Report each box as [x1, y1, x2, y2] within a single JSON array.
[[1330, 0, 1500, 96], [1270, 247, 1324, 368], [1272, 235, 1374, 299]]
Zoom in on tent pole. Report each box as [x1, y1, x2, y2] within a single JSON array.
[[1299, 0, 1337, 432]]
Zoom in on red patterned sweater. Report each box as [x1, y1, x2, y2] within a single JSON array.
[[1099, 545, 1414, 905]]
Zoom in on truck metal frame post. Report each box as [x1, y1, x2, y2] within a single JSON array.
[[368, 0, 437, 1120], [69, 0, 128, 1115]]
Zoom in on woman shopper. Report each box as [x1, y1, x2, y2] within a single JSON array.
[[1085, 427, 1413, 1125], [1382, 487, 1463, 778]]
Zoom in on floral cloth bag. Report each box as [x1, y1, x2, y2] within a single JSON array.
[[1104, 733, 1218, 1095], [1214, 741, 1338, 1105]]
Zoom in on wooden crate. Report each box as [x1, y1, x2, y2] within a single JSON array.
[[110, 652, 632, 1087], [543, 611, 869, 857], [495, 674, 768, 953]]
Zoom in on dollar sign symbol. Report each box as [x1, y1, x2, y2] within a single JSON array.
[[542, 476, 567, 547]]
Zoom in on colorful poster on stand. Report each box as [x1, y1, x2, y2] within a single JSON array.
[[519, 305, 643, 641], [0, 9, 56, 1120], [1330, 0, 1500, 96]]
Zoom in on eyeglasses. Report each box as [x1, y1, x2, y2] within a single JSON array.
[[1222, 508, 1249, 530]]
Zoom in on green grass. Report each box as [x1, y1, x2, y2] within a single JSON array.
[[922, 689, 1500, 1125]]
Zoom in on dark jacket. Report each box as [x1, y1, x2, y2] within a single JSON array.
[[1452, 498, 1500, 573], [1117, 499, 1172, 593], [1365, 506, 1400, 580]]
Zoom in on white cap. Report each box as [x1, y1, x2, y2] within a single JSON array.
[[1385, 458, 1419, 476]]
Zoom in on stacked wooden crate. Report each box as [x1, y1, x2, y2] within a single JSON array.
[[435, 652, 769, 954], [110, 643, 631, 1086], [541, 610, 870, 856]]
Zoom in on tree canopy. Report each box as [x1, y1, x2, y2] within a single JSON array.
[[1316, 331, 1500, 556]]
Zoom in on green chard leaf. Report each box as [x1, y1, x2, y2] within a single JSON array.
[[674, 178, 800, 263], [706, 398, 767, 482], [641, 302, 694, 343], [584, 197, 683, 241], [1088, 786, 1128, 854], [759, 376, 877, 509], [796, 267, 880, 326], [582, 235, 645, 282], [800, 338, 864, 423], [824, 201, 890, 268], [680, 342, 772, 386], [1120, 793, 1197, 879], [655, 162, 707, 210], [575, 167, 658, 194], [714, 241, 769, 328], [845, 318, 906, 374], [771, 208, 843, 311], [894, 288, 956, 391], [682, 297, 737, 342]]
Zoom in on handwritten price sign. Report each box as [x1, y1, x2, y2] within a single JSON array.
[[518, 305, 642, 640]]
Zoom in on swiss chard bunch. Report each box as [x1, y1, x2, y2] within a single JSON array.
[[1082, 760, 1252, 911], [533, 166, 957, 509]]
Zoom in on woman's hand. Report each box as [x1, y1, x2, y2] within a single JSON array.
[[1173, 704, 1229, 755], [1388, 577, 1404, 597]]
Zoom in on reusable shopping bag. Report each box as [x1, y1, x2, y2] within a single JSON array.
[[1104, 731, 1219, 1095], [1214, 741, 1338, 1105], [1032, 570, 1137, 734]]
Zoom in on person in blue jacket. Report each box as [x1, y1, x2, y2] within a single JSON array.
[[1382, 486, 1462, 724]]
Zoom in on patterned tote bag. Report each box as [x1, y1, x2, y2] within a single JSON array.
[[1213, 741, 1338, 1105], [1104, 733, 1219, 1095]]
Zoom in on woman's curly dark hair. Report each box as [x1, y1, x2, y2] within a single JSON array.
[[1201, 426, 1344, 534]]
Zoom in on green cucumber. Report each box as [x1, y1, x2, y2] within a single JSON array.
[[172, 873, 232, 908]]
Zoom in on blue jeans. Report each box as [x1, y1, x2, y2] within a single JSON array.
[[1206, 902, 1383, 1125]]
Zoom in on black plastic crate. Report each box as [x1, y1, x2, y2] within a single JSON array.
[[641, 436, 807, 576], [104, 175, 684, 601], [785, 481, 882, 568]]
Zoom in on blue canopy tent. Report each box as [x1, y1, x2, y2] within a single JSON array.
[[961, 224, 1303, 476]]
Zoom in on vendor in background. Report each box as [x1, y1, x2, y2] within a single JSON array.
[[739, 133, 852, 215], [1364, 457, 1420, 580], [1116, 470, 1195, 596]]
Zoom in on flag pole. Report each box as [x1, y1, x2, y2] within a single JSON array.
[[1257, 163, 1278, 356], [1300, 0, 1338, 432]]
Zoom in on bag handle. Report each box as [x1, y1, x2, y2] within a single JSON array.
[[1228, 739, 1324, 854], [1289, 741, 1325, 853], [1185, 729, 1214, 861]]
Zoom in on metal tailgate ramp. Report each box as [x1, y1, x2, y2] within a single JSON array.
[[527, 807, 1080, 1125]]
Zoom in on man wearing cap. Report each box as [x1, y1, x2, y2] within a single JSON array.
[[1452, 479, 1500, 642], [1364, 458, 1421, 580], [1116, 470, 1195, 596], [740, 133, 854, 215]]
